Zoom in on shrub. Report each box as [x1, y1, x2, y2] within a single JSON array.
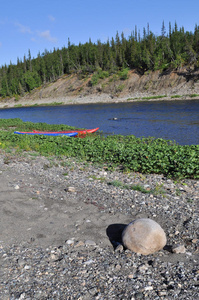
[[119, 68, 129, 80]]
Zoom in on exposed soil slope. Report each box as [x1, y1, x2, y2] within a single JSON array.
[[1, 68, 199, 108]]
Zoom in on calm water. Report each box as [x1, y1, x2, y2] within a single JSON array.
[[0, 99, 199, 145]]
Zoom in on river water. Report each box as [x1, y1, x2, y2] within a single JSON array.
[[0, 99, 199, 145]]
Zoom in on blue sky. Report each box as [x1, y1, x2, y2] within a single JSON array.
[[0, 0, 199, 67]]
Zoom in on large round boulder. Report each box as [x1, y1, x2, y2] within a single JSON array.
[[122, 218, 167, 255]]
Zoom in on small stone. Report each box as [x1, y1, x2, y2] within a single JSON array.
[[66, 239, 74, 245], [172, 244, 186, 254], [14, 185, 20, 189], [115, 244, 124, 253], [192, 239, 198, 244], [85, 240, 96, 246], [144, 286, 153, 291], [24, 265, 31, 270], [50, 254, 58, 261], [74, 241, 85, 247], [135, 292, 144, 299], [139, 264, 149, 272], [115, 264, 121, 270], [158, 291, 167, 296], [18, 259, 25, 266], [66, 186, 76, 192], [122, 218, 167, 255], [84, 259, 95, 265], [18, 293, 26, 300]]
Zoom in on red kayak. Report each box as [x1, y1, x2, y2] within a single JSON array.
[[33, 127, 99, 135]]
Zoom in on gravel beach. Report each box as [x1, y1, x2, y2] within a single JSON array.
[[0, 151, 198, 299]]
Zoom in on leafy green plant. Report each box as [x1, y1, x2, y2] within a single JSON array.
[[0, 118, 198, 179], [119, 68, 129, 80]]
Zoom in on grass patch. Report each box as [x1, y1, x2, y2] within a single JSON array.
[[142, 95, 167, 100], [89, 175, 106, 182], [189, 94, 199, 98], [29, 102, 64, 107], [14, 104, 23, 108], [171, 95, 182, 99], [108, 180, 150, 193], [107, 180, 166, 195]]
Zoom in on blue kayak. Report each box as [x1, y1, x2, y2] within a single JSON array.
[[14, 131, 78, 137]]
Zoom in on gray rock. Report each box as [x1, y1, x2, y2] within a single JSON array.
[[172, 244, 186, 254], [85, 240, 96, 246], [122, 218, 167, 255]]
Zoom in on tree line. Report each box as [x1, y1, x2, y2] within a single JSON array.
[[0, 22, 199, 98]]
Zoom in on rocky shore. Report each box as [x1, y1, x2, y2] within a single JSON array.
[[0, 93, 198, 110], [0, 151, 198, 299]]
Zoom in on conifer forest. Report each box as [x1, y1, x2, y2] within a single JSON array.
[[1, 22, 199, 98]]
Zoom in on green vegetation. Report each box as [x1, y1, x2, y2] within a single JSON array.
[[108, 180, 151, 193], [141, 95, 167, 100], [171, 95, 182, 98], [119, 68, 129, 80], [90, 69, 110, 86], [189, 94, 199, 98], [107, 180, 166, 195], [0, 118, 198, 179], [1, 22, 199, 99], [28, 102, 64, 107]]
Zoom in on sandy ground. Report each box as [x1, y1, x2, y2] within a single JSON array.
[[0, 154, 130, 248]]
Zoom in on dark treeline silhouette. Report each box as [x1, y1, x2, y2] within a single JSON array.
[[0, 22, 199, 98]]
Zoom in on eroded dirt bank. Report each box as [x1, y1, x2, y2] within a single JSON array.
[[0, 68, 199, 109]]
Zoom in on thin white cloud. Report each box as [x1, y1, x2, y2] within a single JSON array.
[[48, 15, 55, 22], [15, 22, 32, 34], [38, 30, 57, 43]]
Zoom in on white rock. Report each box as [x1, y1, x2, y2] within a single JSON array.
[[66, 186, 76, 192], [84, 259, 95, 265], [66, 239, 74, 245], [122, 218, 167, 255]]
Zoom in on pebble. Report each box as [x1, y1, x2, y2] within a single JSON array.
[[66, 186, 76, 192], [85, 240, 96, 246], [172, 244, 186, 254], [65, 239, 74, 245]]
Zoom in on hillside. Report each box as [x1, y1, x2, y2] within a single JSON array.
[[1, 68, 199, 108]]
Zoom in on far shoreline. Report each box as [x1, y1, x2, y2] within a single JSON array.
[[0, 93, 199, 109]]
